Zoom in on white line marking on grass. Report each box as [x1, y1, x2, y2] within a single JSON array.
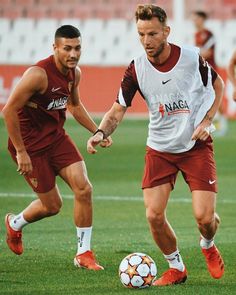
[[0, 192, 235, 204]]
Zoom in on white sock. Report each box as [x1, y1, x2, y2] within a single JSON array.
[[10, 212, 29, 231], [200, 235, 214, 249], [164, 249, 185, 272], [76, 226, 92, 255]]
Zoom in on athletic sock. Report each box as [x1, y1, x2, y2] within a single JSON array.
[[10, 212, 29, 231], [164, 249, 185, 272], [200, 235, 214, 249], [76, 226, 92, 255]]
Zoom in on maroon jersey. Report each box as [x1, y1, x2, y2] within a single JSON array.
[[9, 55, 75, 155], [195, 29, 216, 69]]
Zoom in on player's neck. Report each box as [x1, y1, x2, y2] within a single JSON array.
[[148, 43, 171, 66], [53, 56, 70, 76], [197, 25, 205, 32]]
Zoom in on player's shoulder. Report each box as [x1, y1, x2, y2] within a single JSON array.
[[23, 66, 47, 82], [16, 66, 48, 93], [75, 66, 81, 76], [74, 66, 81, 84], [205, 28, 213, 36], [181, 45, 200, 54], [133, 52, 146, 62], [180, 45, 200, 60]]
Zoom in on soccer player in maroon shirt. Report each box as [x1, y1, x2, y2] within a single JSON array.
[[2, 25, 112, 270], [192, 11, 228, 136], [192, 11, 216, 69], [87, 5, 224, 286]]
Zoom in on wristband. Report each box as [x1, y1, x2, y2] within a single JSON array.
[[93, 129, 106, 139]]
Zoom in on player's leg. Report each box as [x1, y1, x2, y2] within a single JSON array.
[[192, 190, 224, 279], [144, 184, 176, 254], [5, 186, 62, 255], [180, 138, 224, 279], [144, 184, 187, 286], [142, 147, 187, 285], [59, 161, 103, 270], [5, 151, 62, 255]]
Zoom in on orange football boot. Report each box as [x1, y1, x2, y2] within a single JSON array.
[[153, 267, 187, 286], [5, 213, 23, 255], [74, 250, 104, 271], [201, 245, 224, 279]]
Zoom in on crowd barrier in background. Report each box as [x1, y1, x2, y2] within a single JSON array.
[[0, 65, 236, 118]]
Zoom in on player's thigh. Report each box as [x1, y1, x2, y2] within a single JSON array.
[[59, 161, 91, 191], [142, 146, 178, 190], [180, 139, 217, 192], [192, 190, 216, 222], [143, 183, 172, 214], [21, 154, 56, 193]]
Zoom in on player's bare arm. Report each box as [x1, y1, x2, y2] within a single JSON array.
[[67, 67, 97, 133], [87, 102, 126, 154], [2, 67, 47, 175], [227, 51, 236, 101], [67, 67, 112, 148], [192, 75, 224, 141]]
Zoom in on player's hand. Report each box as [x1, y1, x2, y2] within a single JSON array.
[[191, 123, 210, 141], [87, 132, 104, 154], [16, 150, 33, 175], [99, 136, 113, 148]]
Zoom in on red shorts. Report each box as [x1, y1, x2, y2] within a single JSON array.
[[142, 137, 217, 192], [9, 135, 83, 193]]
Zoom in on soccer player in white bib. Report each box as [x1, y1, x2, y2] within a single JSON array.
[[87, 5, 224, 285]]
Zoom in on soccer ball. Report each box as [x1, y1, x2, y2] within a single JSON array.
[[119, 252, 157, 289]]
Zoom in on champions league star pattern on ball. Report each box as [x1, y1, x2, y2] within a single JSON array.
[[119, 253, 157, 289]]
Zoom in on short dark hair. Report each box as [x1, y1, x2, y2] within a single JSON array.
[[55, 25, 81, 39], [193, 11, 208, 20], [135, 4, 167, 25]]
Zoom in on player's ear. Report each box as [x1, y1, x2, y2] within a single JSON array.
[[163, 26, 170, 38]]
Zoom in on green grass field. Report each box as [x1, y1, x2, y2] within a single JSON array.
[[0, 117, 236, 295]]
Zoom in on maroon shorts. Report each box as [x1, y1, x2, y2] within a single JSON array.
[[9, 135, 83, 193], [142, 137, 217, 192]]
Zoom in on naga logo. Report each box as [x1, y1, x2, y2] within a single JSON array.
[[47, 97, 68, 110], [158, 100, 190, 117], [159, 103, 165, 117]]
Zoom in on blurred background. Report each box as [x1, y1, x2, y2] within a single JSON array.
[[0, 0, 236, 116]]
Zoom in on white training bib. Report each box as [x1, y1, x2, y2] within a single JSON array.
[[134, 46, 215, 153]]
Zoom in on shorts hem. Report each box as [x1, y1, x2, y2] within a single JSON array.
[[55, 158, 83, 175], [142, 179, 174, 190], [190, 187, 217, 193]]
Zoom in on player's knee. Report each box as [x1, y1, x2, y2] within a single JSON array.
[[195, 211, 215, 227], [74, 182, 93, 203], [44, 200, 62, 216], [146, 208, 165, 226]]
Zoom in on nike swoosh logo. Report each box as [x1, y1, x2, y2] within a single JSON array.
[[51, 87, 61, 92], [162, 79, 171, 85], [209, 180, 216, 184]]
